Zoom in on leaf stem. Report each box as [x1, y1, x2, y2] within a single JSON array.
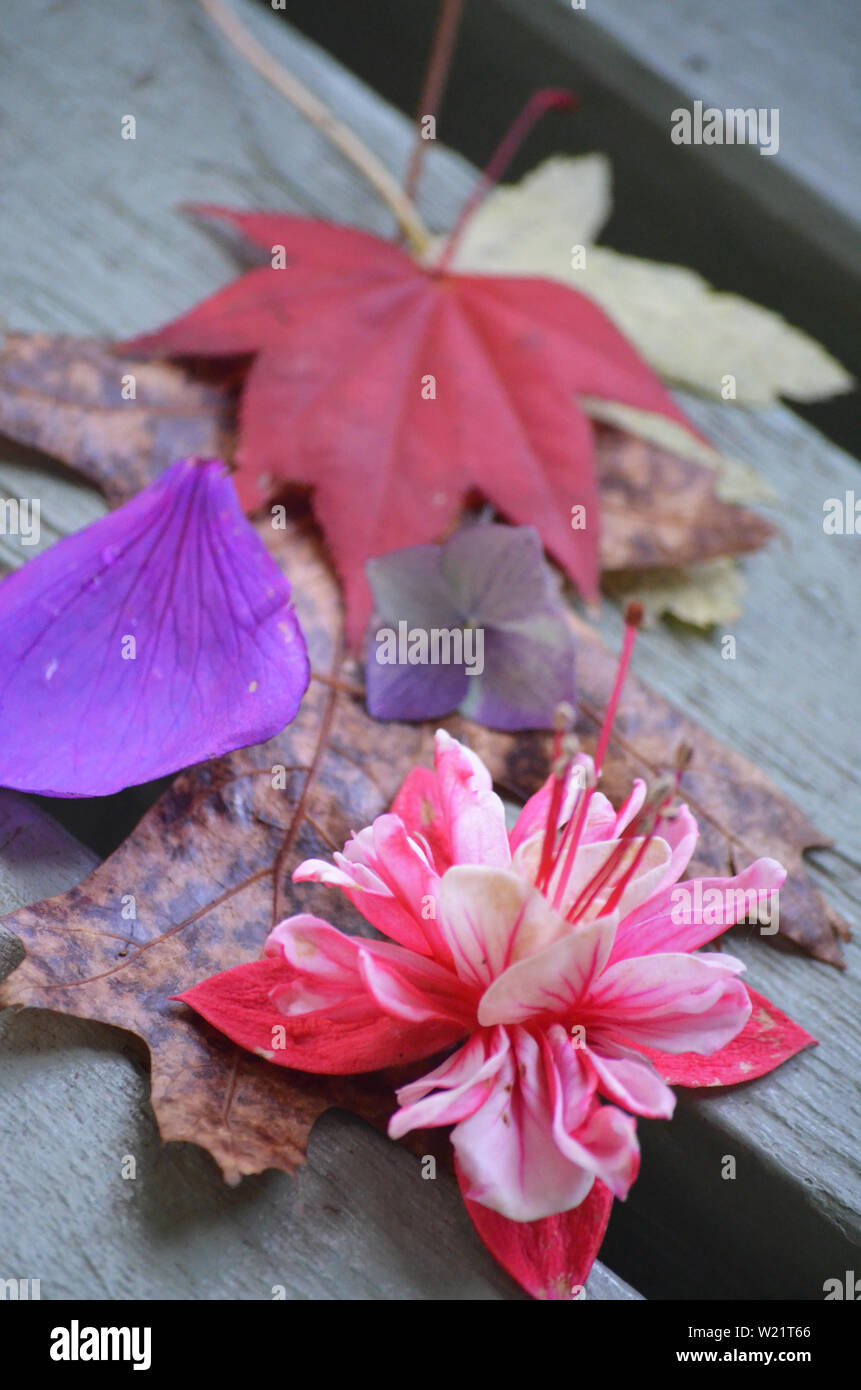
[[437, 87, 578, 272], [271, 628, 346, 924], [403, 0, 466, 201], [195, 0, 432, 255]]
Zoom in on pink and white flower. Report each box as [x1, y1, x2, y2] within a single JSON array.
[[180, 615, 815, 1298]]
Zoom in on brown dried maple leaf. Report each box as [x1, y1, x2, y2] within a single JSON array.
[[0, 512, 847, 1183], [595, 428, 773, 571], [0, 521, 453, 1181], [0, 332, 772, 572], [0, 333, 237, 505]]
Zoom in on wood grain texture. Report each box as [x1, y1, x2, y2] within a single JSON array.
[[0, 0, 856, 1303], [583, 0, 861, 227], [591, 393, 861, 1295], [496, 0, 861, 279]]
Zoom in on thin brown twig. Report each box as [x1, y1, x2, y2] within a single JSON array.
[[311, 669, 364, 699], [195, 0, 431, 254], [271, 629, 347, 923], [403, 0, 466, 201]]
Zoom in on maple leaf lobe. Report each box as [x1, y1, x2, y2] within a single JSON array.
[[124, 210, 700, 645]]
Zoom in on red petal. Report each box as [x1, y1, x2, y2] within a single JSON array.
[[177, 957, 463, 1075], [390, 765, 453, 872], [639, 986, 817, 1087], [457, 1162, 613, 1299]]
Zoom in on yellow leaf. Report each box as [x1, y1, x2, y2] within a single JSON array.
[[606, 558, 746, 627], [444, 157, 852, 407]]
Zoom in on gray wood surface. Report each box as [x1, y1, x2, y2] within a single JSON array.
[[0, 0, 856, 1302], [498, 0, 861, 281], [592, 395, 861, 1296]]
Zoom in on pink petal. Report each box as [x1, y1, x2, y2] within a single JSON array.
[[640, 985, 817, 1087], [388, 1027, 510, 1138], [477, 915, 618, 1027], [509, 772, 557, 852], [368, 815, 450, 958], [457, 1165, 614, 1300], [543, 1029, 641, 1198], [439, 866, 569, 989], [577, 792, 624, 844], [590, 951, 752, 1054], [269, 915, 472, 1029], [509, 755, 601, 852], [176, 954, 461, 1075], [655, 804, 698, 891], [610, 857, 787, 962], [294, 814, 443, 957], [452, 1028, 597, 1221], [612, 779, 647, 835], [555, 1103, 640, 1200], [0, 457, 309, 796], [542, 1022, 599, 1131], [585, 1038, 676, 1118], [357, 946, 475, 1028], [433, 729, 511, 867], [390, 766, 453, 872], [266, 914, 367, 1008], [510, 760, 636, 876], [531, 835, 672, 921]]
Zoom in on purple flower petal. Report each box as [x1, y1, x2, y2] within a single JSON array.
[[442, 525, 555, 624], [459, 613, 576, 731], [364, 524, 576, 730], [365, 545, 467, 720], [0, 457, 309, 796], [366, 546, 462, 631], [366, 641, 469, 721]]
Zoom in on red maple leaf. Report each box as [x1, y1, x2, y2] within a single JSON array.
[[123, 92, 702, 645]]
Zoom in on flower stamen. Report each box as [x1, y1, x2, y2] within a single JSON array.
[[586, 744, 692, 922], [548, 603, 643, 910], [536, 705, 578, 891]]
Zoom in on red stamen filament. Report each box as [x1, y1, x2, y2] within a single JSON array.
[[549, 778, 594, 912], [536, 712, 578, 891], [568, 796, 669, 924], [536, 727, 565, 890], [547, 604, 643, 911], [593, 604, 642, 778], [564, 749, 690, 925]]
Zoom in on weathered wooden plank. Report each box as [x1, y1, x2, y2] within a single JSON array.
[[0, 0, 476, 342], [0, 793, 98, 938], [1, 0, 857, 1302], [496, 0, 861, 280], [586, 0, 861, 223], [0, 453, 105, 570], [592, 395, 861, 1294]]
